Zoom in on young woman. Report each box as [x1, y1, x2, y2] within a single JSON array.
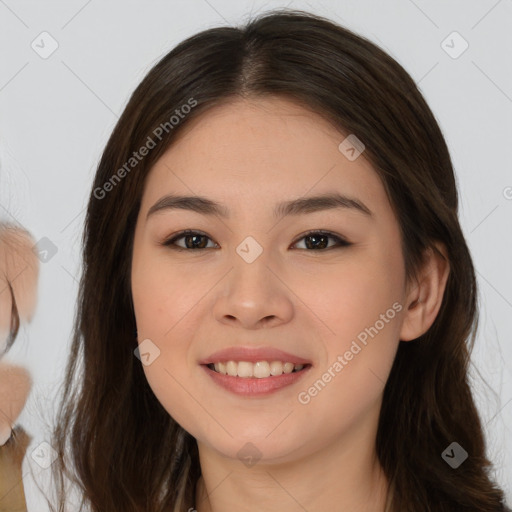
[[41, 9, 510, 512]]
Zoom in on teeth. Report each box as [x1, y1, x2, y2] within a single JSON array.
[[254, 361, 270, 378], [212, 361, 305, 378], [237, 361, 253, 378]]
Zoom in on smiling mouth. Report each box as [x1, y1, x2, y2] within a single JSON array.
[[206, 361, 310, 379]]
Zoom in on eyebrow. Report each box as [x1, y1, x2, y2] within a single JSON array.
[[146, 192, 373, 221]]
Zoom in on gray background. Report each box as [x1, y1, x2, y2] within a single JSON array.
[[0, 0, 510, 508]]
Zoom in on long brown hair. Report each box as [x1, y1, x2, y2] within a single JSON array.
[[44, 9, 509, 512]]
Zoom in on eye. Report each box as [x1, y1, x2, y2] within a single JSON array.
[[161, 230, 218, 250], [291, 230, 352, 251], [161, 229, 351, 251]]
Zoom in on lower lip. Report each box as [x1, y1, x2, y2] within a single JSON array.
[[201, 364, 312, 396]]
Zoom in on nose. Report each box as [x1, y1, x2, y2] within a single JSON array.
[[212, 250, 294, 330]]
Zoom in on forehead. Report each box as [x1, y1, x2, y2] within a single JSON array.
[[171, 95, 346, 155], [141, 96, 390, 221]]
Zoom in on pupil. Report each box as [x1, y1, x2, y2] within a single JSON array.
[[186, 234, 207, 249], [306, 234, 328, 250]]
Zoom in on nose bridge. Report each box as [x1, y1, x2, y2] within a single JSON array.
[[230, 235, 274, 301], [213, 235, 293, 328]]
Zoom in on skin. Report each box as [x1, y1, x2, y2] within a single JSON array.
[[0, 226, 37, 445], [131, 96, 450, 512], [0, 226, 39, 350], [0, 226, 37, 510], [0, 363, 31, 445]]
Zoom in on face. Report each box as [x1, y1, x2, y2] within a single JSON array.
[[131, 96, 409, 465]]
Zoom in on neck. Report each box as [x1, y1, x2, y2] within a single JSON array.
[[193, 414, 390, 512]]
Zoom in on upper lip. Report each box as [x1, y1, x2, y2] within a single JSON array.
[[199, 346, 312, 365]]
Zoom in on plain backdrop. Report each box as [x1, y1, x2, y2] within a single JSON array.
[[0, 0, 510, 508]]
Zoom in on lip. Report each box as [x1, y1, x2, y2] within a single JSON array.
[[201, 363, 312, 396], [199, 346, 312, 365]]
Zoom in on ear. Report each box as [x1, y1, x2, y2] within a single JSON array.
[[399, 241, 450, 342]]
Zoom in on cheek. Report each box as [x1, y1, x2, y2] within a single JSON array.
[[298, 250, 403, 341], [131, 249, 204, 423], [296, 247, 403, 402], [132, 268, 197, 430], [132, 248, 198, 337], [140, 354, 198, 436]]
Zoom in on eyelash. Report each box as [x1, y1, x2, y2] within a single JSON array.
[[160, 229, 352, 252]]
